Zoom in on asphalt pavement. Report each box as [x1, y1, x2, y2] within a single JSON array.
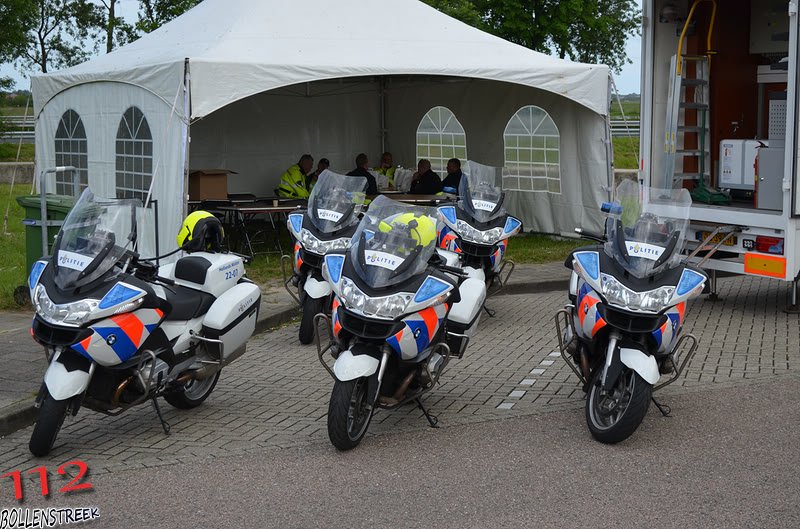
[[12, 375, 799, 529]]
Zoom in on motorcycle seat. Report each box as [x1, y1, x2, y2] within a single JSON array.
[[164, 285, 216, 321]]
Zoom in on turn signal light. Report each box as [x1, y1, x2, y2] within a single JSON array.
[[755, 236, 784, 255]]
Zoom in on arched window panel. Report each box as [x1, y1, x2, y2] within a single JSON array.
[[115, 107, 153, 203], [54, 110, 88, 196], [502, 106, 561, 194], [415, 106, 467, 174]]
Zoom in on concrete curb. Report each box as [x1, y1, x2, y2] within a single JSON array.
[[0, 277, 564, 437], [0, 399, 38, 437]]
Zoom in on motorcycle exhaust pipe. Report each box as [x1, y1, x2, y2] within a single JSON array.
[[111, 376, 135, 408], [190, 345, 247, 380], [379, 371, 416, 407]]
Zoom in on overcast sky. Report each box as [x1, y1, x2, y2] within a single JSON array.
[[1, 0, 643, 95]]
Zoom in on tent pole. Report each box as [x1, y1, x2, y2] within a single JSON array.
[[379, 77, 386, 153], [605, 75, 615, 199], [182, 58, 192, 220]]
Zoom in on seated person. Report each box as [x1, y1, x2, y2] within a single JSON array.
[[309, 158, 330, 188], [409, 159, 442, 195], [346, 153, 378, 195], [441, 158, 463, 194], [373, 152, 396, 189], [277, 154, 314, 198]]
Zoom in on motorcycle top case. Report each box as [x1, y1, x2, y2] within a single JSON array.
[[168, 252, 246, 298], [201, 282, 261, 359]]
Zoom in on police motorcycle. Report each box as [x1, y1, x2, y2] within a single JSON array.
[[554, 180, 706, 444], [26, 189, 260, 456], [316, 195, 486, 450], [283, 170, 368, 344], [437, 161, 522, 301]]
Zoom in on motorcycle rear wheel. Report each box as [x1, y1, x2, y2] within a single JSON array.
[[29, 396, 70, 457], [586, 368, 652, 444], [327, 376, 376, 451], [299, 296, 326, 345], [164, 371, 220, 409]]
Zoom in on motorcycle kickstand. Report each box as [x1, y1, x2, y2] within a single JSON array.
[[482, 303, 496, 318], [417, 398, 439, 428], [651, 397, 671, 417], [151, 397, 171, 435]]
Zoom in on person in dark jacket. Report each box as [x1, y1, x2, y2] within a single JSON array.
[[409, 159, 442, 195], [441, 158, 463, 194], [346, 153, 377, 195]]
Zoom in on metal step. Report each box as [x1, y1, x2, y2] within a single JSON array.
[[680, 102, 709, 109], [673, 172, 709, 179]]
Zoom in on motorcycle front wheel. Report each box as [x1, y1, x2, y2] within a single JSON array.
[[327, 375, 377, 451], [164, 371, 220, 409], [586, 368, 652, 444], [29, 395, 70, 457], [299, 296, 326, 345]]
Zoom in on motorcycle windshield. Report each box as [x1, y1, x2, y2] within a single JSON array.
[[52, 188, 139, 290], [308, 170, 368, 234], [603, 180, 692, 279], [458, 161, 506, 223], [349, 195, 438, 289]]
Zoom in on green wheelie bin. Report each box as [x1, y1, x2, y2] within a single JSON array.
[[16, 194, 77, 273]]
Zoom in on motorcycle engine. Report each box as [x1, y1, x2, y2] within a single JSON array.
[[136, 358, 170, 389]]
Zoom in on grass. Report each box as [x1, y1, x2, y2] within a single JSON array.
[[0, 142, 35, 162], [242, 231, 583, 285], [0, 183, 30, 310], [0, 106, 31, 117], [609, 99, 640, 120], [612, 136, 639, 170]]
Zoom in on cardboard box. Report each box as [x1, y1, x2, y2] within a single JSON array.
[[188, 169, 236, 200]]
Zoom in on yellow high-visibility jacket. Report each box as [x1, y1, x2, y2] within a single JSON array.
[[277, 164, 310, 198]]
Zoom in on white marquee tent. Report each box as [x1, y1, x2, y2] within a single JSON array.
[[32, 0, 612, 257]]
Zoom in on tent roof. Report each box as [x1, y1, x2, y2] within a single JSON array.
[[32, 0, 610, 118]]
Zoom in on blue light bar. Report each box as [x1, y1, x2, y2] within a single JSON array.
[[676, 268, 706, 296], [324, 254, 345, 285], [414, 276, 451, 303], [99, 283, 144, 310], [574, 251, 600, 281], [439, 206, 457, 225]]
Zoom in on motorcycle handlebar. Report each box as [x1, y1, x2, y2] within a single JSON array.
[[574, 227, 606, 243], [438, 264, 469, 279]]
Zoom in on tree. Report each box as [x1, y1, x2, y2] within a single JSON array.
[[424, 0, 640, 73], [74, 0, 137, 54], [17, 0, 93, 73], [421, 0, 482, 28], [0, 0, 37, 87], [136, 0, 203, 33]]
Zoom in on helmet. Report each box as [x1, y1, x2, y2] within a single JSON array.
[[177, 211, 225, 253], [378, 212, 436, 247]]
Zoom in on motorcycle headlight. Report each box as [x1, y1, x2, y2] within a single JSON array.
[[300, 229, 350, 255], [455, 220, 503, 245], [340, 277, 412, 319], [600, 274, 675, 314], [34, 284, 99, 326]]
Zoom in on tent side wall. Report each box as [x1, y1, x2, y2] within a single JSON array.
[[385, 79, 609, 234], [35, 81, 187, 259], [189, 82, 382, 192], [187, 76, 609, 235]]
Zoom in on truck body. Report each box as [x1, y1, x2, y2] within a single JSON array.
[[640, 0, 800, 284]]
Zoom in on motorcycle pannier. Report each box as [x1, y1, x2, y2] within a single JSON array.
[[201, 282, 261, 359]]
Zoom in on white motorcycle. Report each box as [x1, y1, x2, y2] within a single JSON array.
[[27, 190, 260, 456], [316, 196, 486, 450]]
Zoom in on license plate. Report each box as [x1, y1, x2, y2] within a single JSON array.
[[699, 231, 737, 246]]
